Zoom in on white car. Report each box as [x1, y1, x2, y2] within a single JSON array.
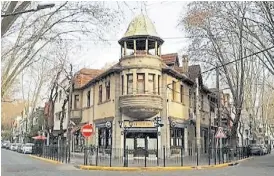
[[10, 143, 17, 151], [22, 143, 34, 154]]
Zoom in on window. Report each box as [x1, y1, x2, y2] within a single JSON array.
[[99, 85, 102, 103], [201, 95, 204, 110], [87, 91, 90, 107], [172, 81, 176, 100], [158, 75, 160, 95], [59, 90, 62, 102], [106, 81, 110, 100], [180, 85, 184, 103], [74, 95, 80, 109], [127, 74, 133, 94], [121, 75, 124, 95], [148, 74, 155, 94], [170, 128, 184, 147], [137, 73, 145, 93], [98, 127, 112, 148]]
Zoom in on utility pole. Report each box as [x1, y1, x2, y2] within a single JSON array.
[[66, 70, 73, 163], [195, 78, 201, 159], [216, 65, 222, 156]]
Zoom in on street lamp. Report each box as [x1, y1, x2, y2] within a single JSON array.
[[153, 116, 164, 166], [118, 120, 133, 167], [1, 3, 55, 17]]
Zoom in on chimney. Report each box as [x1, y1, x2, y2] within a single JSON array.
[[182, 55, 189, 73]]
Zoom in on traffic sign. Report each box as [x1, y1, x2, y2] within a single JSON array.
[[215, 127, 226, 138], [81, 124, 93, 138]]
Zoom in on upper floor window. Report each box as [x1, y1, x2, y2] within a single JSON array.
[[148, 74, 155, 94], [180, 85, 184, 103], [121, 75, 124, 95], [106, 80, 110, 100], [158, 75, 160, 95], [87, 90, 90, 107], [137, 73, 145, 94], [127, 74, 133, 94], [74, 94, 80, 109], [172, 81, 176, 100], [99, 85, 102, 103]]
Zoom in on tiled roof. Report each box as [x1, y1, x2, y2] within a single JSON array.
[[161, 53, 178, 65], [74, 68, 104, 88]]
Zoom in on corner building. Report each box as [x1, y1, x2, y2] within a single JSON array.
[[71, 14, 217, 157]]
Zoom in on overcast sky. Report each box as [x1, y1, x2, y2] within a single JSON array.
[[73, 1, 191, 69]]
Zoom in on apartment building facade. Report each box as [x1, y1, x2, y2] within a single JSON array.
[[64, 14, 226, 157]]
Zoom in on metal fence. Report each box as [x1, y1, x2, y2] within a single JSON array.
[[32, 145, 69, 163], [32, 145, 250, 167], [79, 146, 250, 167]]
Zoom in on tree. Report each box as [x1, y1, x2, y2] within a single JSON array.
[[179, 1, 272, 147], [1, 1, 123, 99]]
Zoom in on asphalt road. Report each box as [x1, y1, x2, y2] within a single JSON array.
[[1, 148, 274, 176]]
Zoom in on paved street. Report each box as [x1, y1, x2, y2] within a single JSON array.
[[2, 148, 274, 176]]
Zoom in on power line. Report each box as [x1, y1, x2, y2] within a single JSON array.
[[201, 46, 274, 74]]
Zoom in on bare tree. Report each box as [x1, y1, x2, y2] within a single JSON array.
[[179, 1, 268, 147], [1, 1, 124, 99]]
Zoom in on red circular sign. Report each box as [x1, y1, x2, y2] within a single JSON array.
[[81, 124, 93, 137]]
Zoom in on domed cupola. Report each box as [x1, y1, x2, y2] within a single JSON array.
[[118, 14, 164, 57]]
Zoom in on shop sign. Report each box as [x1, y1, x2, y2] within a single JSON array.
[[124, 121, 154, 128]]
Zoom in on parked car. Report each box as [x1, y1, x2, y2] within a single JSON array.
[[2, 141, 10, 149], [22, 143, 34, 154], [10, 143, 17, 151], [17, 143, 23, 153], [249, 144, 264, 155]]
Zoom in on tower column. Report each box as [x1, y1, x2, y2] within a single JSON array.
[[133, 39, 137, 56], [124, 41, 127, 56], [155, 41, 158, 56], [145, 39, 148, 55]]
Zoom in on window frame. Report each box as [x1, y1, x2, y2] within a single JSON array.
[[158, 75, 160, 95], [87, 90, 91, 107], [99, 85, 102, 103], [127, 74, 133, 94], [172, 81, 176, 100], [148, 73, 155, 94], [180, 85, 184, 103], [105, 80, 110, 100], [74, 94, 80, 109], [137, 73, 145, 94], [121, 75, 124, 95]]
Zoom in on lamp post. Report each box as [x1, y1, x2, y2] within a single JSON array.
[[153, 116, 164, 166], [118, 120, 133, 167]]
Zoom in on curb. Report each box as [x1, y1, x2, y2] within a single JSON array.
[[29, 155, 62, 164], [76, 157, 253, 171]]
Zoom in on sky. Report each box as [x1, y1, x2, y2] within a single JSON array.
[[73, 1, 191, 70]]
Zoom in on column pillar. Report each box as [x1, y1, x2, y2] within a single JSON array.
[[132, 70, 137, 94], [124, 41, 127, 56], [154, 41, 158, 56], [145, 39, 148, 55], [133, 40, 136, 56]]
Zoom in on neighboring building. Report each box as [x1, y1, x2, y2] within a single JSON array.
[[63, 14, 227, 157]]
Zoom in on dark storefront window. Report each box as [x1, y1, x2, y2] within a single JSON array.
[[98, 127, 112, 148], [170, 127, 184, 147]]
